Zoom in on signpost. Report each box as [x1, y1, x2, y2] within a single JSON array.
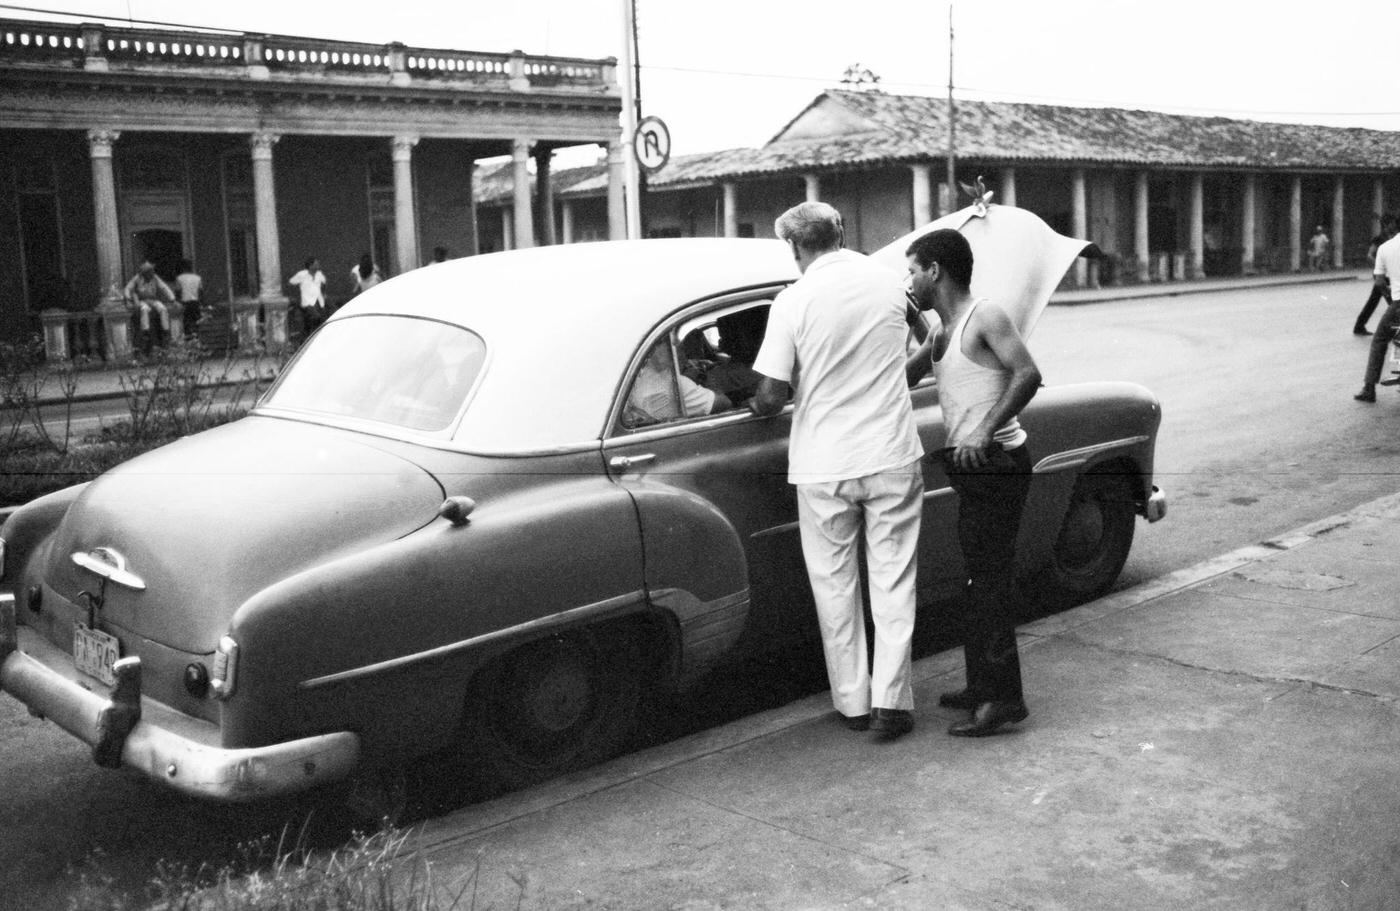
[[633, 116, 671, 174]]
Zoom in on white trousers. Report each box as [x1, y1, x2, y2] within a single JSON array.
[[135, 298, 170, 332], [796, 461, 923, 716]]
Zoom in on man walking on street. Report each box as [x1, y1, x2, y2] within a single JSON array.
[[1353, 217, 1395, 336], [1354, 228, 1400, 402], [749, 202, 925, 738], [906, 229, 1042, 737]]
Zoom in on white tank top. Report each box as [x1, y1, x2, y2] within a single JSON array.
[[933, 299, 1027, 449]]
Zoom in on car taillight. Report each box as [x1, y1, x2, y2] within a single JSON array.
[[210, 636, 239, 699]]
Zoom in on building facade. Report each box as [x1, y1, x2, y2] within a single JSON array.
[[477, 90, 1400, 291], [0, 17, 625, 357]]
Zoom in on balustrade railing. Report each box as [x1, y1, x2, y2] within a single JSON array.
[[0, 17, 615, 92]]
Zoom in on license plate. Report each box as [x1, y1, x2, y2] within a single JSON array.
[[74, 624, 120, 686]]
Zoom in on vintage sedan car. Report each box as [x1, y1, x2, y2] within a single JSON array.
[[0, 218, 1165, 803]]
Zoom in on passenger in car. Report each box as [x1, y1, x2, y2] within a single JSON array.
[[704, 308, 769, 406], [624, 340, 732, 427]]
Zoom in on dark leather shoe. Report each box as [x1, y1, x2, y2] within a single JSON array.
[[947, 700, 1028, 737], [870, 707, 913, 738], [1355, 387, 1377, 403], [937, 688, 980, 711], [1354, 327, 1372, 336], [836, 711, 871, 732]]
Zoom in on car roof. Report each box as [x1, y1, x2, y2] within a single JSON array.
[[329, 239, 798, 453]]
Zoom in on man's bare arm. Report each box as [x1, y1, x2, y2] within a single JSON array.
[[748, 375, 789, 417]]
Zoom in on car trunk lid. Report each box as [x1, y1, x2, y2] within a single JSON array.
[[43, 417, 444, 654]]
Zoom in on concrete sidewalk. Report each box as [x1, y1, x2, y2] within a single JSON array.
[[402, 491, 1400, 910]]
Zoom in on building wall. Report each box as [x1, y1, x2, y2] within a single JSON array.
[[415, 140, 476, 263]]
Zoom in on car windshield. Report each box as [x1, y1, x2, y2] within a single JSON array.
[[263, 315, 486, 433]]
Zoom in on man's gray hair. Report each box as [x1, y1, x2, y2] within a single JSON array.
[[774, 202, 843, 253]]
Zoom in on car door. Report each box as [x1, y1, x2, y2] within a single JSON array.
[[602, 291, 813, 673]]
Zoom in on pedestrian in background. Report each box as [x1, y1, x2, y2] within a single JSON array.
[[1354, 229, 1400, 403], [175, 258, 203, 330], [122, 259, 175, 352], [1307, 225, 1330, 272], [906, 229, 1041, 738], [351, 253, 381, 296], [288, 256, 328, 339], [749, 201, 924, 739], [1353, 217, 1396, 335], [432, 246, 450, 265]]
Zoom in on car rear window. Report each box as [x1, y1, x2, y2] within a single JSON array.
[[263, 315, 486, 433]]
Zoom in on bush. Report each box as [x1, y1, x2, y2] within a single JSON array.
[[69, 827, 487, 911], [0, 339, 286, 506]]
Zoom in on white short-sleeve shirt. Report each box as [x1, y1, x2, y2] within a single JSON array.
[[753, 249, 922, 484], [1375, 235, 1400, 284]]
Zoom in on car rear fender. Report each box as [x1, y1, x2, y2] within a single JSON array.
[[0, 483, 88, 592], [214, 474, 663, 761]]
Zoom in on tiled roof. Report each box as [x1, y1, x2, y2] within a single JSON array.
[[755, 90, 1400, 172], [475, 90, 1400, 204]]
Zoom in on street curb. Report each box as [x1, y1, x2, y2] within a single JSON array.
[[1049, 271, 1362, 307], [413, 486, 1400, 852]]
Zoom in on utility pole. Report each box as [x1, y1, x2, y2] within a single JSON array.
[[619, 0, 642, 238], [946, 3, 956, 214]]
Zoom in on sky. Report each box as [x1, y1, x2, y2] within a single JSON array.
[[6, 0, 1399, 162]]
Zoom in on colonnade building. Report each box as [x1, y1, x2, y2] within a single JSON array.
[[478, 89, 1400, 291], [0, 17, 624, 356]]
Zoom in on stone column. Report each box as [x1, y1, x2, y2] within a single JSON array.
[[1373, 177, 1386, 238], [722, 182, 738, 238], [1000, 167, 1017, 208], [1071, 168, 1088, 287], [502, 207, 514, 252], [535, 146, 556, 246], [1332, 176, 1345, 269], [248, 131, 288, 349], [1241, 173, 1257, 274], [1134, 171, 1150, 283], [910, 163, 933, 228], [464, 158, 479, 256], [561, 200, 576, 244], [1189, 172, 1205, 279], [392, 135, 420, 270], [511, 138, 535, 249], [1289, 176, 1302, 272], [88, 129, 131, 359], [804, 174, 820, 203], [606, 141, 627, 241]]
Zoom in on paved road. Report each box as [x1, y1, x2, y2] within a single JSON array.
[[1, 276, 1394, 909]]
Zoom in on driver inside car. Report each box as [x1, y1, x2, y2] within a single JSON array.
[[624, 339, 732, 427]]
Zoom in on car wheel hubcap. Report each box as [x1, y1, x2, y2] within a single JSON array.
[[525, 657, 593, 733]]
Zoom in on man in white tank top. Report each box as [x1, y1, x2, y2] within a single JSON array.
[[906, 228, 1042, 737], [750, 202, 924, 738]]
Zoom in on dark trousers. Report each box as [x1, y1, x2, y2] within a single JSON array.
[[1355, 281, 1391, 331], [943, 443, 1033, 704], [1364, 299, 1400, 386]]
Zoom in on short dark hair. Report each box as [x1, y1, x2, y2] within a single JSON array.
[[303, 256, 318, 270], [177, 258, 193, 273], [905, 229, 974, 288]]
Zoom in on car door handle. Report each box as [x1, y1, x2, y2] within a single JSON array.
[[609, 453, 655, 471]]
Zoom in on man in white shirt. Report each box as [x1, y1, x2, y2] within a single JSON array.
[[625, 340, 731, 426], [288, 257, 328, 339], [1355, 231, 1400, 402], [749, 202, 924, 737]]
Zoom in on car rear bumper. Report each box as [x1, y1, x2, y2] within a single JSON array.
[[0, 595, 359, 802]]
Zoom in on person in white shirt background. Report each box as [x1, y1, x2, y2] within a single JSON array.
[[287, 256, 328, 339]]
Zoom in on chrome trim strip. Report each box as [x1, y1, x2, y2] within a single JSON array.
[[1031, 436, 1150, 475], [298, 589, 650, 690], [71, 549, 146, 591], [0, 627, 359, 801], [751, 520, 799, 539], [923, 488, 956, 502]]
